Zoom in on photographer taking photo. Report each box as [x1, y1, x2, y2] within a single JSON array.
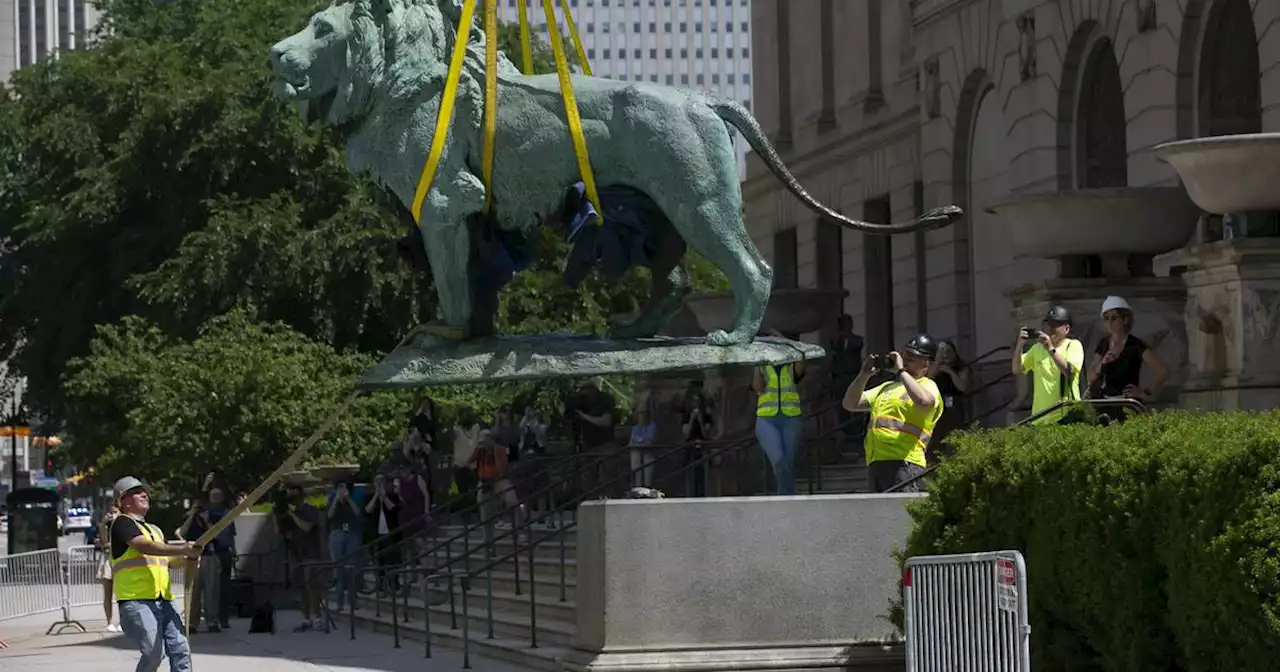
[[271, 484, 322, 632], [1013, 305, 1085, 425], [841, 334, 943, 493]]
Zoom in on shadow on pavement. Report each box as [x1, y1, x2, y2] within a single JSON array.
[[2, 608, 525, 672]]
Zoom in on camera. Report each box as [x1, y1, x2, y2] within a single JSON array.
[[1021, 326, 1044, 340], [270, 487, 292, 517], [869, 354, 895, 371]]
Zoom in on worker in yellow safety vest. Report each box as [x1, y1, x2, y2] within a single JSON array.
[[841, 334, 944, 493], [752, 330, 808, 495], [109, 476, 202, 672]]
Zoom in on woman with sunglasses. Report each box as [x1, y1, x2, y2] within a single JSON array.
[[1087, 296, 1169, 401]]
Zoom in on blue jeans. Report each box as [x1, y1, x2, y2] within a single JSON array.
[[329, 529, 364, 609], [756, 414, 802, 495], [118, 599, 191, 672]]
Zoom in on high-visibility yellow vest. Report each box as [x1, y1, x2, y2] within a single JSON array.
[[757, 365, 802, 418], [112, 518, 173, 602]]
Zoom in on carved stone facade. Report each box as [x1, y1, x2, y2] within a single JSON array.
[[745, 0, 1280, 414]]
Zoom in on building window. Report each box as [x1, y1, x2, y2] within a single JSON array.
[[773, 229, 798, 289], [649, 47, 657, 58], [711, 73, 719, 84], [587, 22, 594, 32], [665, 74, 673, 84], [863, 196, 894, 353], [696, 74, 704, 85], [665, 47, 673, 57], [681, 74, 689, 85], [679, 47, 686, 57], [588, 48, 596, 58], [603, 48, 611, 58], [725, 21, 732, 32]]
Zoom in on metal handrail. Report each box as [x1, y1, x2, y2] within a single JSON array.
[[304, 398, 846, 616], [323, 399, 854, 665]]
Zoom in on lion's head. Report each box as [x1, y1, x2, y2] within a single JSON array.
[[269, 0, 501, 130]]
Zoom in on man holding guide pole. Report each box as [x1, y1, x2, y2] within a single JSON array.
[[110, 476, 202, 672]]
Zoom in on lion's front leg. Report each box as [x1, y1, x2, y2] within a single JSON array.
[[415, 171, 486, 340]]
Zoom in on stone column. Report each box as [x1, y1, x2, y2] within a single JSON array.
[[1176, 239, 1280, 409]]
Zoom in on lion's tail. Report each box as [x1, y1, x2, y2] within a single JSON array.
[[709, 100, 963, 234]]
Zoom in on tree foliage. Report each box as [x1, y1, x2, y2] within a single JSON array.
[[61, 309, 414, 497], [0, 0, 729, 486]]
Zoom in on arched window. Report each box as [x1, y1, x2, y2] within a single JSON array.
[[1198, 0, 1261, 136], [1075, 39, 1128, 189]]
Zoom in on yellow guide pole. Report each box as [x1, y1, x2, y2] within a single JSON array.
[[482, 0, 499, 214], [517, 0, 534, 74], [558, 0, 593, 76], [542, 0, 602, 223], [410, 0, 479, 224]]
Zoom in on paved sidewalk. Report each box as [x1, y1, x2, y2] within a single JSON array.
[[1, 606, 526, 672]]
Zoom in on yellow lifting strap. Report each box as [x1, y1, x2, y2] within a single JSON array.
[[516, 0, 533, 74], [410, 0, 478, 224], [558, 0, 593, 77], [541, 0, 603, 223], [481, 0, 499, 214]]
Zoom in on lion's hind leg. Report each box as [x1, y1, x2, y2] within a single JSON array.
[[677, 197, 772, 346]]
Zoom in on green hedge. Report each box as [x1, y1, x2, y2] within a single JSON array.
[[902, 411, 1280, 671]]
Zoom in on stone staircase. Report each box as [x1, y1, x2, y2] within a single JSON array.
[[341, 523, 579, 671], [797, 432, 870, 495]]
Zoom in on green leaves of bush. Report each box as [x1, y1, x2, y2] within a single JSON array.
[[905, 411, 1280, 671]]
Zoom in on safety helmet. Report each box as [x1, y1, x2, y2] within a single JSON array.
[[1044, 305, 1072, 325], [903, 333, 938, 360], [112, 476, 148, 501], [1100, 296, 1132, 317]]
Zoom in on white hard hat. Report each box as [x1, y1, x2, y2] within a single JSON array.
[[1100, 296, 1132, 316]]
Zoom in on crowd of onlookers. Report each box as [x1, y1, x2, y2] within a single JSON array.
[[79, 295, 1168, 634]]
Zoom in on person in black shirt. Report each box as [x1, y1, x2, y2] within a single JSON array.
[[272, 485, 323, 632], [364, 474, 401, 593], [109, 477, 201, 672], [927, 340, 971, 461], [568, 381, 617, 498], [1087, 296, 1169, 404], [829, 315, 866, 439], [681, 383, 715, 497], [407, 397, 438, 455]]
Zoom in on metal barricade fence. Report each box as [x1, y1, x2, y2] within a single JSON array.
[[0, 548, 65, 624], [0, 544, 190, 635], [904, 550, 1031, 672]]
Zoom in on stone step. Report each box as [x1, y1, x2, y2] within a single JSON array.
[[340, 609, 569, 672], [356, 591, 576, 647], [360, 582, 577, 626], [432, 554, 577, 583], [796, 474, 866, 494], [470, 570, 577, 602], [431, 535, 578, 564]]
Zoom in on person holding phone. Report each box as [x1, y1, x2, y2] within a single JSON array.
[[1013, 305, 1085, 425], [326, 478, 364, 614]]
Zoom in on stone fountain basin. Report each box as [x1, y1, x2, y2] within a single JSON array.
[[985, 187, 1199, 259], [686, 288, 849, 336], [1152, 133, 1280, 214]]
